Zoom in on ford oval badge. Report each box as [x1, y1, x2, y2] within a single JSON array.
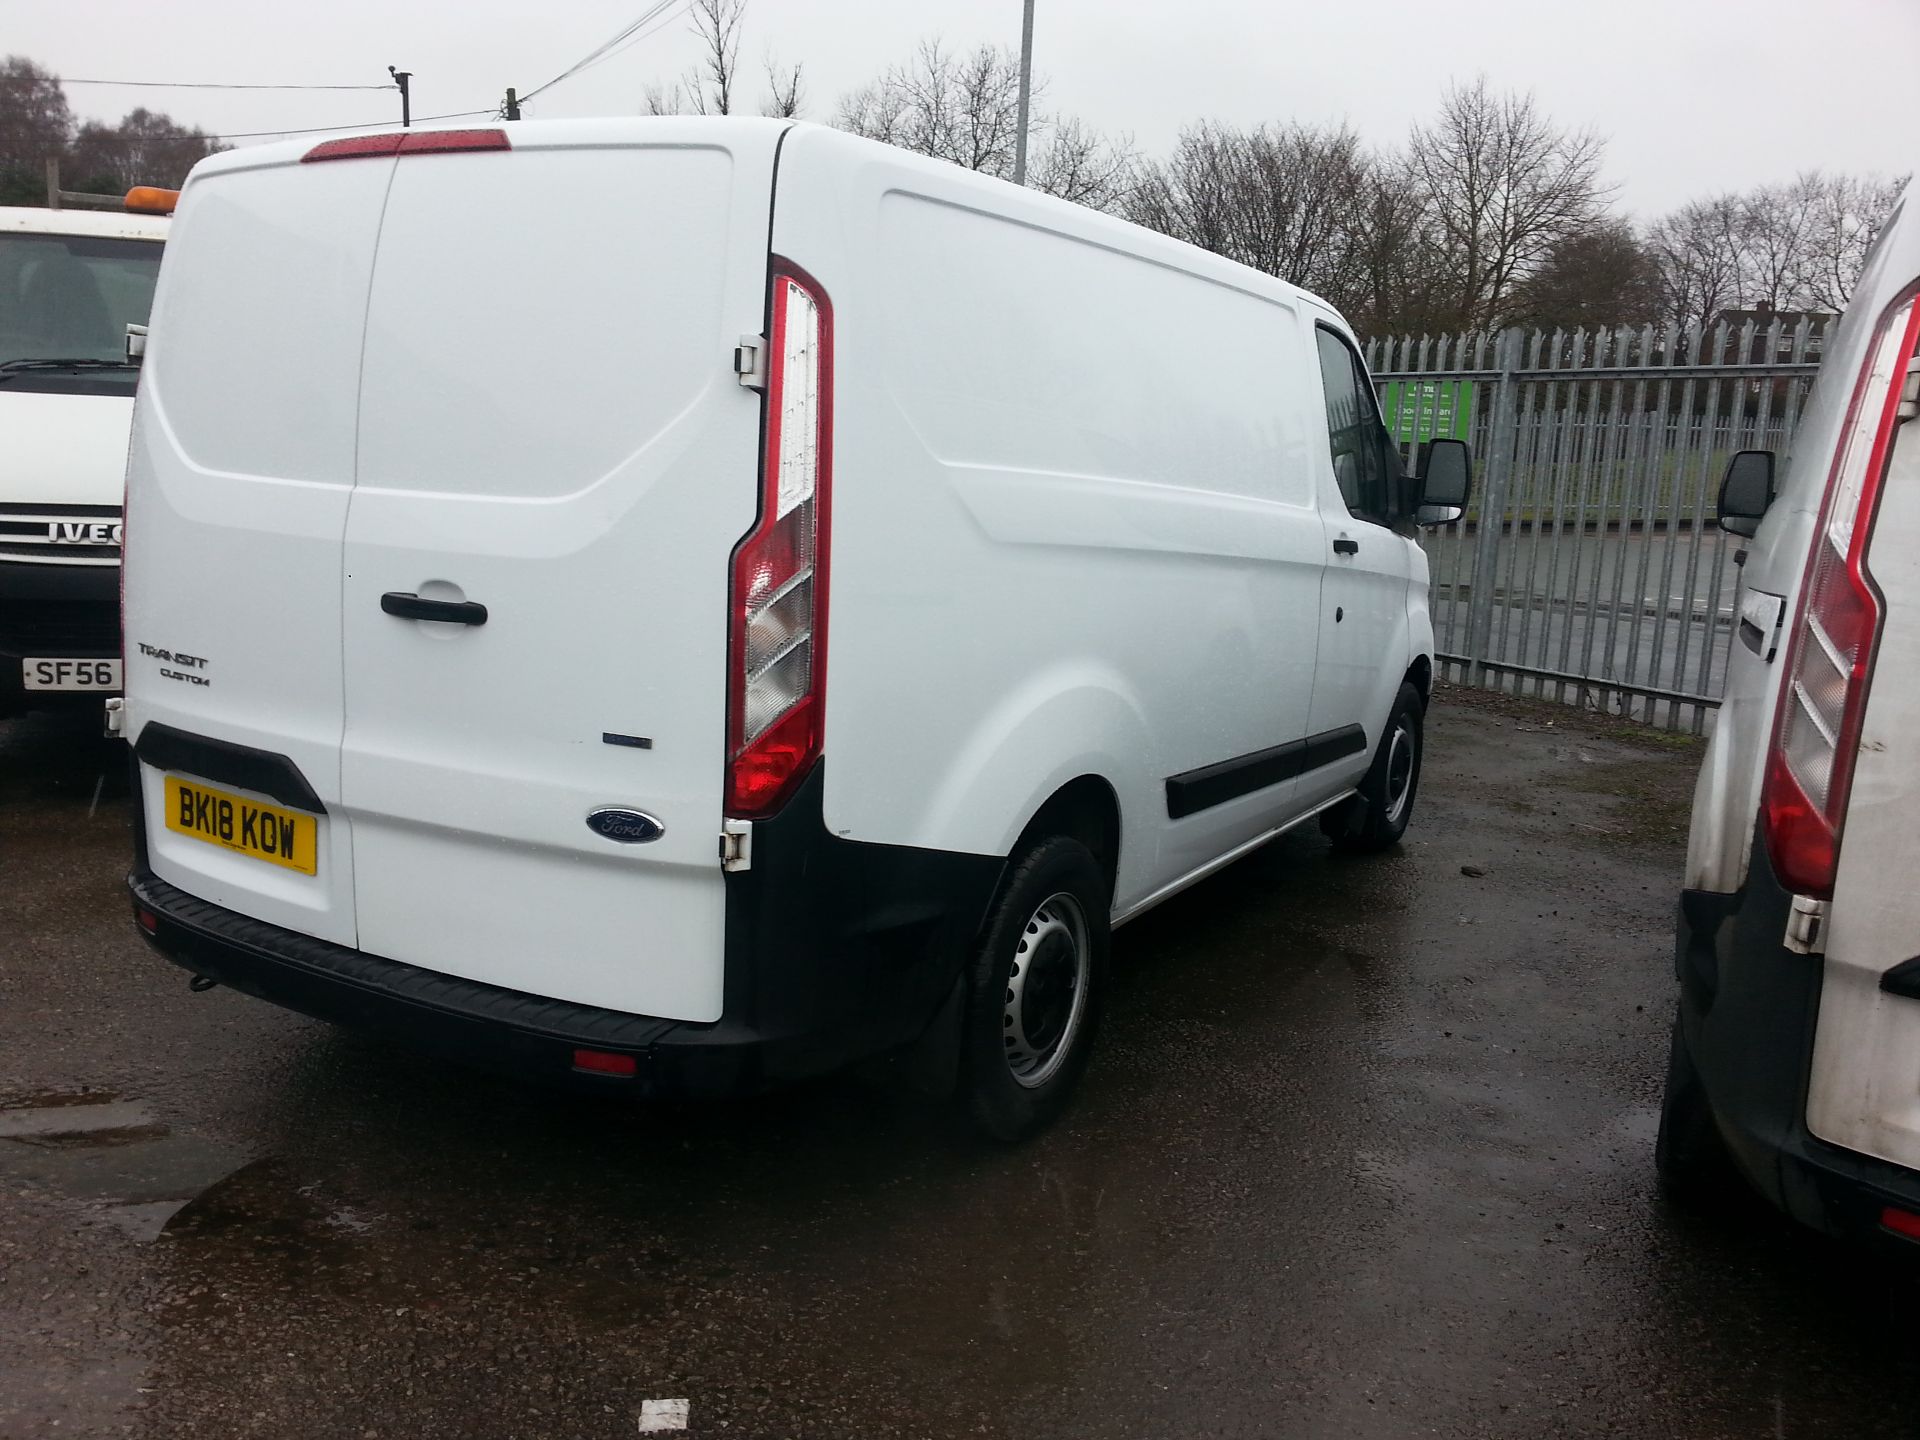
[[586, 807, 665, 844]]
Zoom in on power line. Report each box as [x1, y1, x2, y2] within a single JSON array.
[[518, 0, 686, 107], [211, 108, 496, 141], [60, 77, 395, 92], [563, 2, 691, 84]]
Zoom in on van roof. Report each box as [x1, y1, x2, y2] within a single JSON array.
[[0, 206, 170, 241], [191, 115, 796, 180], [187, 115, 1335, 319]]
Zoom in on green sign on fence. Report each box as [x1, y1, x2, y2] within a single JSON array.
[[1381, 379, 1475, 446]]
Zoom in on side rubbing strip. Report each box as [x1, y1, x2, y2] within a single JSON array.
[[134, 722, 327, 814], [1880, 955, 1920, 999], [1165, 724, 1367, 819]]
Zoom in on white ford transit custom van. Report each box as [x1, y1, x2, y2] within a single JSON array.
[[1, 202, 167, 717], [122, 119, 1470, 1137], [1660, 175, 1920, 1238]]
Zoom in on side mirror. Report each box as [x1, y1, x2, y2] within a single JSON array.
[[1417, 437, 1472, 523], [125, 323, 147, 364], [1718, 450, 1774, 538]]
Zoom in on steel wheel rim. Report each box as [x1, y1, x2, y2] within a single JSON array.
[[1384, 720, 1415, 825], [1003, 890, 1090, 1090]]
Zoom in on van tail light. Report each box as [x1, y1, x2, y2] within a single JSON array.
[[1761, 291, 1920, 898], [727, 260, 832, 818]]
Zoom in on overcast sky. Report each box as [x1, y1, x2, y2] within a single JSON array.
[[12, 0, 1917, 218]]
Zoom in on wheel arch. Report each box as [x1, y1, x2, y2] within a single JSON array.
[[1011, 774, 1123, 901], [1405, 654, 1433, 706]]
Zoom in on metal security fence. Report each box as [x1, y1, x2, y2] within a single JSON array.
[[1366, 318, 1829, 731]]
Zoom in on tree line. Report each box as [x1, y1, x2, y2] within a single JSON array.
[[3, 15, 1905, 338], [645, 1, 1905, 337], [0, 56, 226, 204]]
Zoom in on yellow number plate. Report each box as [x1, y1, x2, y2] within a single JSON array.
[[163, 776, 318, 875]]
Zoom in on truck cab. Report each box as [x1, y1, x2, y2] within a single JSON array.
[[0, 204, 168, 718]]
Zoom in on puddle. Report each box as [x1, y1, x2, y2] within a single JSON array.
[[0, 1091, 251, 1241]]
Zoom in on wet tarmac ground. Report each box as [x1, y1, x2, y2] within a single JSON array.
[[5, 692, 1920, 1439]]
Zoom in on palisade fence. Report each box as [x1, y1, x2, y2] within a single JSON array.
[[1365, 317, 1830, 731]]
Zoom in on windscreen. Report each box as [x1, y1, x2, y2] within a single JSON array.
[[0, 232, 161, 395]]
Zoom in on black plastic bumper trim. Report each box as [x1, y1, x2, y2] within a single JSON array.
[[1878, 954, 1920, 999], [131, 868, 681, 1083], [1166, 724, 1367, 819], [133, 721, 327, 814], [1677, 839, 1920, 1244]]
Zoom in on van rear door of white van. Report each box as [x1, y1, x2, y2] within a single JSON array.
[[126, 148, 393, 948], [338, 124, 779, 1022]]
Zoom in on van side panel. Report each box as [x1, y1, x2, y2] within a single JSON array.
[[125, 153, 394, 948], [771, 129, 1326, 915], [339, 136, 775, 1022]]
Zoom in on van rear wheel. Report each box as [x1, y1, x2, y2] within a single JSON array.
[[1323, 681, 1424, 853], [961, 836, 1109, 1141]]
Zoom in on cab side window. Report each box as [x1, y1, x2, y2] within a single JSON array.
[[1314, 327, 1401, 528]]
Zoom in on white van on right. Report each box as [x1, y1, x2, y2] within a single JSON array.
[[1660, 174, 1920, 1243]]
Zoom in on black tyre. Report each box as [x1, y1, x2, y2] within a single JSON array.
[[960, 836, 1109, 1141], [1655, 1005, 1740, 1205], [1322, 681, 1424, 854]]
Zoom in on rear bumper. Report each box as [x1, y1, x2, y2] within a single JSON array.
[[129, 760, 1003, 1099], [1676, 835, 1920, 1244]]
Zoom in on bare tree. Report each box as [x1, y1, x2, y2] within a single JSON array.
[[1647, 194, 1747, 329], [1128, 121, 1241, 258], [1794, 171, 1906, 312], [840, 40, 1024, 174], [645, 0, 746, 115], [835, 39, 1132, 211], [66, 108, 224, 192], [762, 56, 804, 118], [1128, 121, 1437, 327], [1349, 163, 1453, 336], [1647, 171, 1907, 327], [1739, 175, 1823, 313], [1406, 76, 1610, 329], [1024, 114, 1133, 211]]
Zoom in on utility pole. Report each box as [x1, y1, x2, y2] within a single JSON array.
[[503, 87, 521, 121], [388, 66, 412, 127], [1012, 0, 1035, 186]]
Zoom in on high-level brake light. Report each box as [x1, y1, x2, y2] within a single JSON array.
[[726, 259, 832, 819], [1761, 290, 1920, 899], [302, 129, 510, 163]]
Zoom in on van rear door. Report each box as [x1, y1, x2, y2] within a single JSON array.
[[127, 149, 393, 948], [338, 124, 780, 1022]]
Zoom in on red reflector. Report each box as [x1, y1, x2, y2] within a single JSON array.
[[1880, 1206, 1920, 1240], [135, 908, 159, 935], [571, 1048, 637, 1078], [303, 128, 509, 163]]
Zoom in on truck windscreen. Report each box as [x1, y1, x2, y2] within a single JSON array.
[[0, 232, 162, 395]]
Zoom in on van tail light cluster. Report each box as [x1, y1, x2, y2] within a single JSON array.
[[726, 260, 832, 818], [1761, 291, 1920, 898]]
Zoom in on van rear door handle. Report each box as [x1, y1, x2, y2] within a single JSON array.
[[380, 592, 488, 626], [1332, 538, 1359, 555]]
